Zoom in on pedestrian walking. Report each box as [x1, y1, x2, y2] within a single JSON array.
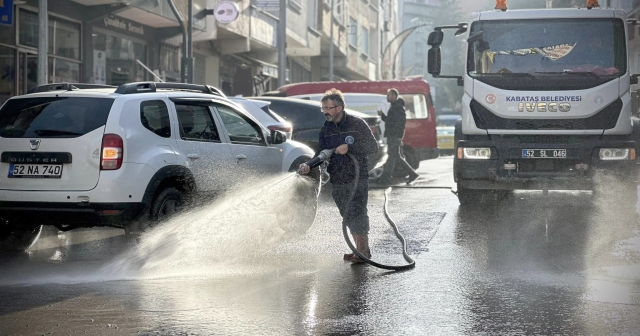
[[375, 88, 420, 184], [298, 88, 379, 263]]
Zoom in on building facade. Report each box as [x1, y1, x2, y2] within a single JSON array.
[[0, 0, 401, 104]]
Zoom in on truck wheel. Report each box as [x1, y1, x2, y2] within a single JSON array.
[[0, 224, 42, 252], [277, 168, 320, 233], [457, 185, 484, 205]]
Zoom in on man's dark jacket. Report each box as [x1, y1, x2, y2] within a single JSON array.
[[381, 97, 406, 138], [318, 112, 378, 185]]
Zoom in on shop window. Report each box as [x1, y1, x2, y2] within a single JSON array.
[[0, 21, 15, 45], [48, 19, 81, 60], [48, 57, 80, 83], [19, 10, 80, 60], [92, 31, 147, 85], [0, 46, 15, 104], [160, 43, 180, 82], [19, 9, 39, 48]]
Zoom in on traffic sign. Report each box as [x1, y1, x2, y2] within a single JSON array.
[[0, 0, 14, 27]]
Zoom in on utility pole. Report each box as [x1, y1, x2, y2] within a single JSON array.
[[546, 0, 553, 8], [329, 0, 334, 81], [187, 0, 193, 83], [38, 0, 48, 85], [278, 0, 287, 87]]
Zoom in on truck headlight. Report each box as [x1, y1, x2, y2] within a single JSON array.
[[458, 147, 492, 160], [599, 148, 636, 161]]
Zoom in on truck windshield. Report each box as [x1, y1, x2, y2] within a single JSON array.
[[467, 18, 626, 79]]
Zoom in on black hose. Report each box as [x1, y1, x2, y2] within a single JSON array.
[[343, 153, 416, 271]]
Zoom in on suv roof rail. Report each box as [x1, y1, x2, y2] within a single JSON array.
[[114, 82, 227, 98], [28, 83, 117, 93]]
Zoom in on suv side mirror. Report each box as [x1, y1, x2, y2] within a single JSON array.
[[631, 74, 640, 85], [271, 130, 287, 144], [428, 47, 442, 76]]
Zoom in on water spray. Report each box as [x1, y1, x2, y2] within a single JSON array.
[[300, 147, 416, 271]]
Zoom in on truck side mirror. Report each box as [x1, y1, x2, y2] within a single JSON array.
[[427, 30, 444, 46], [428, 47, 442, 76]]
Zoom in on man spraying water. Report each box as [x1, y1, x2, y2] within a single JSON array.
[[298, 88, 379, 264]]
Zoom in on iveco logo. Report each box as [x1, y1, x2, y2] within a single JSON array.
[[29, 139, 41, 150], [518, 102, 571, 113]]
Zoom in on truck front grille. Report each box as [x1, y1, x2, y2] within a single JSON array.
[[470, 99, 622, 130]]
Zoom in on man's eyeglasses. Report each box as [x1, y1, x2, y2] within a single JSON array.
[[321, 106, 340, 112]]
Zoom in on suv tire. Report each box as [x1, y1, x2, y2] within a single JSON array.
[[150, 187, 185, 224], [0, 224, 42, 252]]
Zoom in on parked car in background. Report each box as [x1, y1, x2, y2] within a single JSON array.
[[437, 126, 455, 156], [436, 114, 462, 127], [263, 77, 438, 168], [291, 93, 390, 138], [229, 97, 293, 140], [253, 97, 388, 178]]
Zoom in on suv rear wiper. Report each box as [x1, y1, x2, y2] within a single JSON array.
[[535, 71, 601, 79], [33, 129, 83, 136]]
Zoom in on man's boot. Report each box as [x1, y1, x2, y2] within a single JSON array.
[[348, 234, 371, 264], [343, 233, 359, 260]]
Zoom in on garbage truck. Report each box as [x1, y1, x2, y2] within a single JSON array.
[[428, 0, 640, 204]]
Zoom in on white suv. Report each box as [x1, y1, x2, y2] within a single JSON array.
[[0, 82, 318, 251]]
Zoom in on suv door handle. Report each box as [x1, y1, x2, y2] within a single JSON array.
[[236, 154, 247, 160], [187, 154, 200, 160]]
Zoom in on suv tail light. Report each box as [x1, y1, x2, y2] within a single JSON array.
[[268, 125, 292, 133], [101, 134, 123, 170]]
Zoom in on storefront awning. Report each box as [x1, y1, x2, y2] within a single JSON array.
[[231, 54, 278, 79]]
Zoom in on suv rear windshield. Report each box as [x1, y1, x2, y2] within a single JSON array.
[[0, 97, 115, 138]]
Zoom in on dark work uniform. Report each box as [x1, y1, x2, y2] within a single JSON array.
[[378, 97, 416, 181], [318, 112, 378, 235]]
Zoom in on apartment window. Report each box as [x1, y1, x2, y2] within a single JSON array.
[[360, 25, 369, 56], [334, 0, 345, 25], [349, 17, 357, 47], [307, 0, 318, 29]]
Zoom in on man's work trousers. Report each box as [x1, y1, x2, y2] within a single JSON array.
[[331, 178, 370, 235], [380, 137, 415, 180]]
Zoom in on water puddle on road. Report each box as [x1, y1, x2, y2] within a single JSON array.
[[1, 173, 320, 285]]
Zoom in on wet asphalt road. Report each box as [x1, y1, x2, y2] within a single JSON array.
[[1, 156, 640, 335]]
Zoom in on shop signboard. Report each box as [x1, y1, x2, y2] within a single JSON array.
[[214, 1, 240, 24], [0, 0, 14, 26]]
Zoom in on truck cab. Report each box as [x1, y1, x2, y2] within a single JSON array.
[[428, 0, 640, 205]]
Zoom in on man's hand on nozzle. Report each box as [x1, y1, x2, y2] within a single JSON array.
[[297, 163, 310, 175], [377, 109, 385, 117]]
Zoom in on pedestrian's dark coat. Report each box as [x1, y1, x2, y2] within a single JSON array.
[[380, 97, 407, 139], [318, 112, 378, 185]]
